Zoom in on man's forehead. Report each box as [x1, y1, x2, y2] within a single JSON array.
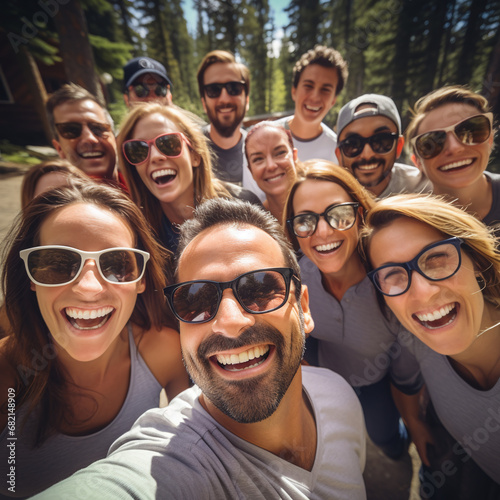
[[54, 99, 106, 122], [203, 62, 242, 84], [178, 224, 285, 278]]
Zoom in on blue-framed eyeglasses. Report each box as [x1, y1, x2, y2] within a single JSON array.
[[368, 237, 463, 297]]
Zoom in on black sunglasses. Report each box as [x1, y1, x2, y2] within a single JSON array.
[[338, 132, 398, 158], [130, 82, 168, 98], [55, 121, 112, 140], [411, 113, 493, 160], [164, 268, 300, 324], [287, 202, 360, 238], [203, 81, 247, 99], [368, 237, 463, 297]]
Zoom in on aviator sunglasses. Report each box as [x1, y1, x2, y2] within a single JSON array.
[[411, 113, 493, 160], [130, 82, 169, 98], [122, 132, 191, 165], [338, 132, 398, 158], [287, 202, 360, 238], [367, 237, 463, 297], [55, 121, 112, 140], [20, 246, 150, 287], [203, 81, 247, 99], [164, 268, 300, 324]]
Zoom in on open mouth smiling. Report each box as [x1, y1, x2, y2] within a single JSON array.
[[305, 104, 322, 112], [212, 344, 272, 372], [265, 173, 285, 184], [413, 302, 458, 330], [80, 151, 104, 159], [151, 168, 177, 185], [439, 159, 474, 172], [314, 241, 342, 255], [64, 306, 115, 331]]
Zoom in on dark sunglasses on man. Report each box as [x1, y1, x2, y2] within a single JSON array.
[[203, 81, 247, 99], [129, 82, 169, 99], [164, 268, 300, 324], [55, 121, 112, 140], [338, 132, 398, 159]]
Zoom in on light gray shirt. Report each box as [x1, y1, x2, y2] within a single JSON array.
[[300, 256, 422, 391], [33, 367, 367, 500], [379, 162, 431, 199], [402, 333, 500, 483]]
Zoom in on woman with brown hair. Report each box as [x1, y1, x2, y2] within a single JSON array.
[[0, 181, 189, 497], [117, 103, 260, 252], [284, 160, 421, 459]]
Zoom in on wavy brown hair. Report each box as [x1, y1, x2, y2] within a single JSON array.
[[2, 180, 174, 444]]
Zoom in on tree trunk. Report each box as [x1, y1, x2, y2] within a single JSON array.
[[18, 47, 52, 143], [53, 0, 103, 101]]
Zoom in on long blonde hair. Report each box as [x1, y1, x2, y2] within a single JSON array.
[[117, 103, 229, 235], [361, 193, 500, 306]]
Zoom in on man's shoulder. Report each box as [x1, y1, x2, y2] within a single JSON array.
[[302, 365, 358, 402], [383, 162, 431, 196]]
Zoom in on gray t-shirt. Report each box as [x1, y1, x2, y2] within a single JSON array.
[[402, 333, 500, 483], [379, 162, 432, 199], [204, 126, 265, 201], [300, 255, 422, 391], [34, 367, 367, 500]]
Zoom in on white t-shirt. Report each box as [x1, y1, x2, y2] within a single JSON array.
[[274, 117, 337, 162]]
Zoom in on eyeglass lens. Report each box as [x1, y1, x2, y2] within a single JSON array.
[[24, 248, 145, 285], [291, 203, 359, 238], [339, 132, 397, 158], [372, 241, 461, 296], [167, 269, 291, 323], [133, 83, 168, 98], [204, 82, 246, 98], [123, 133, 184, 165], [55, 122, 111, 140], [414, 115, 491, 160]]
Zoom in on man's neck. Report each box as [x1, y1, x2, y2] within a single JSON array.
[[368, 172, 392, 198], [200, 368, 317, 470], [288, 116, 323, 141], [209, 126, 243, 150]]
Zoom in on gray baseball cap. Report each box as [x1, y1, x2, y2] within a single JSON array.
[[336, 94, 401, 137], [123, 57, 173, 91]]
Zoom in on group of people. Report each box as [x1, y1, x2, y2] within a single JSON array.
[[0, 43, 498, 500]]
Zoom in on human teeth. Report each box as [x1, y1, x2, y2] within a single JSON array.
[[65, 306, 114, 319], [305, 105, 321, 111], [266, 173, 284, 183], [152, 169, 176, 180], [440, 159, 473, 171], [81, 152, 103, 158], [359, 162, 379, 171], [415, 303, 454, 322], [315, 241, 341, 252], [216, 345, 269, 366]]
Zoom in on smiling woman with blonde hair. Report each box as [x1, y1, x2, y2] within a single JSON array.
[[362, 193, 500, 496]]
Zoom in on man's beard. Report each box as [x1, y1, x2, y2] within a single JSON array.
[[207, 104, 246, 138], [182, 321, 305, 423], [351, 156, 393, 188]]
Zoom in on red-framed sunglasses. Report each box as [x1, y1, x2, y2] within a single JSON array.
[[122, 132, 192, 165]]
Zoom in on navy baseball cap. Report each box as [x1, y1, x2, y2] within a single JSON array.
[[337, 94, 401, 137], [123, 57, 173, 91]]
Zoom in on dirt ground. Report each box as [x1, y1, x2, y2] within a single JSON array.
[[0, 169, 422, 499]]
